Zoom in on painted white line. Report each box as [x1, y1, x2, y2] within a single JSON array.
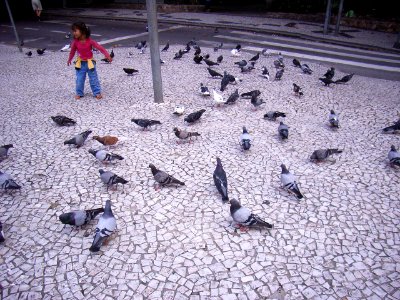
[[91, 34, 102, 37], [22, 37, 45, 43], [51, 30, 67, 34], [98, 25, 183, 45], [242, 45, 400, 73], [228, 31, 400, 59], [42, 20, 72, 26], [214, 35, 400, 64], [24, 27, 39, 31], [1, 25, 13, 28]]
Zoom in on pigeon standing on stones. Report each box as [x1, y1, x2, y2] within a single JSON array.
[[382, 119, 400, 133], [59, 207, 104, 226], [110, 49, 115, 59], [89, 200, 117, 252], [278, 122, 289, 139], [261, 48, 269, 56], [207, 68, 223, 78], [200, 83, 211, 96], [231, 48, 240, 57], [241, 90, 261, 98], [51, 115, 76, 126], [241, 63, 255, 73], [0, 171, 21, 190], [275, 68, 284, 81], [388, 145, 400, 167], [249, 52, 260, 62], [193, 55, 203, 64], [217, 55, 223, 63], [99, 169, 128, 189], [123, 68, 139, 75], [234, 60, 247, 67], [149, 164, 185, 188], [301, 64, 313, 74], [310, 149, 343, 162], [131, 119, 161, 130], [280, 164, 303, 199], [194, 47, 201, 56], [225, 89, 239, 105], [293, 83, 303, 97], [161, 42, 169, 52], [213, 157, 228, 202], [329, 110, 339, 128], [26, 51, 32, 57], [0, 221, 4, 243], [173, 128, 200, 143], [335, 73, 354, 84], [319, 77, 335, 86], [64, 130, 92, 148], [173, 105, 185, 116], [230, 199, 273, 230], [323, 67, 335, 80], [213, 90, 225, 106], [293, 58, 301, 67], [274, 60, 284, 69], [240, 127, 252, 151], [261, 66, 270, 80], [0, 144, 13, 160], [220, 73, 230, 92], [203, 58, 219, 67], [37, 48, 46, 55], [93, 136, 119, 147], [251, 95, 266, 109], [89, 149, 124, 163], [264, 111, 286, 121], [184, 109, 206, 123]]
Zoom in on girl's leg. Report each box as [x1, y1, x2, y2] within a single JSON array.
[[75, 65, 87, 98], [88, 65, 102, 97]]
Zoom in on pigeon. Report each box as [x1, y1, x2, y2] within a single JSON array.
[[128, 52, 134, 57], [220, 74, 230, 91], [149, 164, 185, 188], [60, 44, 71, 52], [382, 119, 400, 133], [249, 52, 260, 62], [110, 49, 115, 59], [193, 55, 203, 64], [388, 145, 400, 167], [293, 58, 301, 67], [261, 48, 269, 56], [123, 68, 138, 75], [213, 157, 228, 202], [275, 68, 284, 80], [59, 207, 104, 226], [213, 90, 225, 106], [264, 111, 286, 121], [223, 72, 241, 85], [241, 90, 261, 98], [161, 42, 169, 52], [214, 27, 219, 33], [240, 127, 252, 151], [160, 59, 165, 64], [0, 221, 4, 243], [173, 105, 185, 116], [203, 58, 219, 67], [234, 60, 247, 67], [217, 55, 223, 63], [280, 164, 303, 199], [37, 48, 46, 55], [139, 45, 147, 54], [323, 67, 335, 80], [0, 171, 21, 190], [99, 169, 128, 188], [89, 200, 117, 253], [251, 95, 266, 109], [278, 122, 289, 139], [194, 47, 201, 56], [174, 50, 183, 60], [301, 64, 313, 74], [329, 110, 339, 128], [93, 135, 119, 146], [207, 67, 223, 78], [225, 89, 239, 105], [293, 83, 303, 96], [65, 32, 71, 39], [274, 60, 284, 69], [200, 83, 211, 96], [241, 64, 255, 73], [173, 127, 201, 142], [131, 119, 161, 130], [89, 149, 124, 163], [310, 149, 343, 162], [64, 130, 92, 148], [231, 49, 240, 57], [230, 199, 273, 230], [319, 77, 335, 86], [278, 52, 284, 62], [183, 44, 191, 53], [261, 66, 270, 80], [335, 73, 354, 84], [184, 109, 206, 123], [101, 58, 111, 63], [135, 40, 146, 49], [25, 51, 32, 57], [235, 44, 241, 51], [51, 115, 76, 126], [0, 144, 13, 159], [203, 53, 210, 59]]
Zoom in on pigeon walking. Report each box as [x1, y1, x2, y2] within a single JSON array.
[[207, 68, 223, 78], [200, 83, 211, 96], [184, 109, 206, 123], [329, 110, 339, 128], [131, 119, 161, 130], [173, 105, 185, 116], [310, 149, 343, 162], [225, 89, 239, 105], [99, 169, 128, 189], [0, 221, 4, 243], [240, 127, 252, 150], [293, 83, 303, 96], [123, 68, 139, 75], [261, 48, 269, 56], [251, 95, 266, 109], [274, 60, 284, 69], [213, 90, 225, 106], [293, 58, 301, 67], [64, 130, 92, 148], [278, 122, 289, 139], [89, 149, 124, 163], [275, 68, 284, 81], [37, 48, 46, 55], [173, 127, 200, 142], [213, 157, 228, 202], [264, 111, 286, 121], [89, 200, 117, 252], [382, 119, 400, 133], [161, 42, 169, 52], [220, 74, 230, 92], [280, 164, 303, 199], [335, 73, 354, 84], [149, 164, 185, 189], [0, 171, 21, 190], [193, 55, 203, 64], [388, 145, 400, 167], [217, 55, 223, 63], [241, 90, 261, 98], [319, 77, 335, 86], [93, 136, 119, 147], [194, 47, 201, 56], [59, 207, 104, 226], [25, 51, 32, 57], [203, 58, 219, 67], [323, 67, 335, 80], [51, 115, 76, 126], [230, 199, 273, 230], [301, 64, 313, 74], [234, 60, 247, 67], [261, 66, 270, 80], [249, 52, 260, 62], [0, 144, 13, 160]]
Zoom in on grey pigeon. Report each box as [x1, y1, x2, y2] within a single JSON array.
[[220, 73, 230, 91], [161, 42, 169, 52], [301, 64, 313, 74], [310, 149, 343, 162], [388, 145, 400, 167], [193, 55, 203, 64], [278, 52, 284, 62], [275, 68, 284, 81], [261, 48, 268, 56], [241, 64, 255, 73], [329, 110, 339, 128], [99, 169, 128, 189], [241, 90, 261, 98], [264, 111, 286, 121], [249, 52, 260, 62], [64, 130, 92, 148], [225, 89, 239, 105], [217, 55, 223, 63], [89, 149, 124, 163], [213, 157, 228, 202], [51, 115, 76, 126], [240, 127, 252, 151], [131, 119, 161, 130], [293, 83, 303, 96], [173, 127, 200, 142], [89, 200, 117, 252], [149, 164, 185, 188], [319, 77, 335, 86], [234, 60, 247, 67], [382, 119, 400, 134], [0, 171, 21, 190], [0, 221, 4, 243], [0, 144, 13, 159], [261, 66, 269, 80], [293, 58, 301, 67], [335, 73, 354, 84], [278, 122, 289, 139], [251, 95, 266, 109], [194, 47, 201, 56], [184, 109, 206, 123], [274, 60, 284, 69], [230, 199, 273, 230], [207, 68, 223, 78], [280, 164, 303, 199], [59, 207, 104, 226], [323, 67, 335, 80]]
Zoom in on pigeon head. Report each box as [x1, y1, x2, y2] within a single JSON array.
[[99, 169, 105, 175], [216, 157, 222, 165], [242, 127, 248, 134], [149, 164, 158, 175], [391, 145, 397, 151], [104, 200, 112, 213], [59, 212, 74, 225], [229, 199, 241, 211], [330, 109, 335, 114], [173, 127, 179, 134], [2, 144, 13, 149], [281, 164, 289, 173], [92, 136, 100, 141], [88, 149, 97, 156]]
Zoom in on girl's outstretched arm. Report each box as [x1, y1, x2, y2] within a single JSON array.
[[67, 40, 77, 65], [90, 39, 112, 61]]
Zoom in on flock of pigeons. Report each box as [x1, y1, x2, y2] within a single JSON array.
[[1, 37, 400, 251]]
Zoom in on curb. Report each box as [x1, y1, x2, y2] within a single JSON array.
[[45, 11, 400, 55]]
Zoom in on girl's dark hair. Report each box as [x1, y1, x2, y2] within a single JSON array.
[[71, 22, 91, 38]]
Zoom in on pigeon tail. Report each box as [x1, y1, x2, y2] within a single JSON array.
[[4, 179, 21, 190], [111, 154, 124, 161], [242, 140, 251, 150], [293, 189, 304, 200], [391, 158, 400, 167], [253, 215, 273, 228], [64, 138, 76, 145], [171, 177, 185, 186], [89, 234, 106, 252]]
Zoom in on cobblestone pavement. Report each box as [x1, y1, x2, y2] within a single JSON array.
[[0, 44, 399, 299]]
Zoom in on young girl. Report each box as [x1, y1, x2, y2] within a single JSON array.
[[67, 22, 112, 100]]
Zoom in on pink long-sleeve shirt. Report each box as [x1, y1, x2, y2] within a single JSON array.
[[68, 38, 110, 63]]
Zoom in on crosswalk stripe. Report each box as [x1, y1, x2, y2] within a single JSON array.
[[214, 35, 400, 65], [51, 30, 67, 34], [24, 27, 39, 31], [242, 45, 400, 73]]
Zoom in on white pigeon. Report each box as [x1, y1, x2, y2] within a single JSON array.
[[173, 105, 185, 116], [213, 90, 225, 106], [60, 44, 71, 52], [231, 49, 241, 57]]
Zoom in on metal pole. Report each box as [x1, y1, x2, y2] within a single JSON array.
[[146, 0, 163, 103], [335, 0, 344, 35], [63, 0, 67, 8], [323, 0, 332, 35], [4, 0, 22, 52]]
